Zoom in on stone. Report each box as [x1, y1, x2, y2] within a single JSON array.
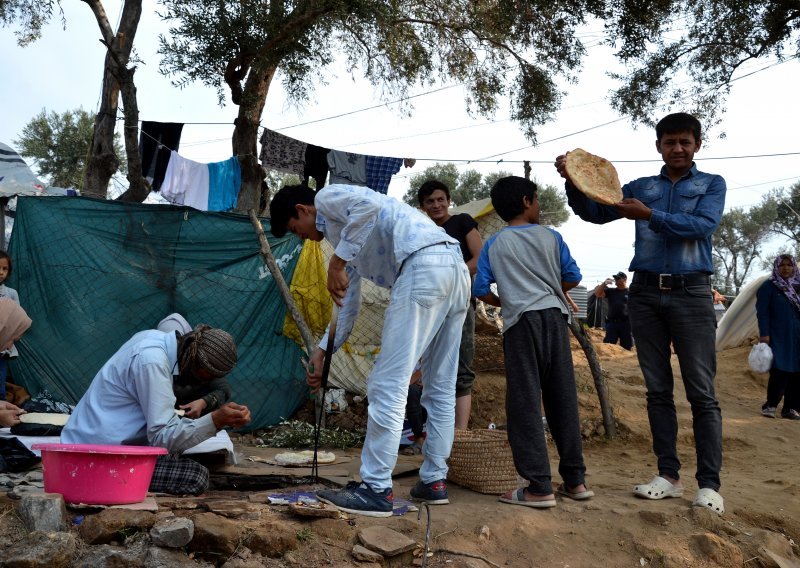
[[17, 492, 68, 532], [288, 502, 341, 518], [689, 532, 744, 566], [188, 512, 244, 557], [638, 510, 669, 527], [358, 526, 417, 556], [205, 500, 263, 520], [150, 516, 194, 548], [743, 529, 797, 568], [144, 546, 206, 568], [352, 544, 384, 563], [72, 544, 147, 567], [24, 471, 44, 483], [689, 505, 723, 531], [8, 484, 43, 499], [1, 531, 77, 568], [244, 519, 298, 558], [78, 508, 157, 544], [476, 525, 492, 542]]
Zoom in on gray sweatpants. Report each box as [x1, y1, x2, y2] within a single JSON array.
[[503, 308, 586, 495]]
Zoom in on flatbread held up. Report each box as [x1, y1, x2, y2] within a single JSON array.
[[564, 148, 623, 205]]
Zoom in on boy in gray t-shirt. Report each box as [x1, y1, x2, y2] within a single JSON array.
[[473, 176, 593, 508]]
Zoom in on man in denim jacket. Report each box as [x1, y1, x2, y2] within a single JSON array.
[[554, 113, 726, 515]]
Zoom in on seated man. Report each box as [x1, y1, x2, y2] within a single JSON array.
[[157, 314, 232, 418], [61, 325, 251, 495]]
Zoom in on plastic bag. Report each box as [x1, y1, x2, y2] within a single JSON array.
[[324, 389, 348, 413], [748, 343, 773, 373]]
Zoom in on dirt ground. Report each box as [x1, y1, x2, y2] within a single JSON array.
[[2, 329, 799, 567], [286, 329, 800, 567]]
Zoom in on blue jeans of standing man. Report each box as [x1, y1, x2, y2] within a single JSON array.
[[360, 243, 470, 490], [628, 281, 723, 491]]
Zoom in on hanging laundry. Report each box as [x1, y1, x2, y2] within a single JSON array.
[[303, 144, 330, 189], [327, 150, 367, 185], [160, 151, 210, 210], [259, 128, 306, 177], [365, 156, 403, 195], [208, 156, 242, 212], [139, 122, 183, 192]]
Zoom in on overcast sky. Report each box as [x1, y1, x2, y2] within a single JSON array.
[[2, 0, 797, 286]]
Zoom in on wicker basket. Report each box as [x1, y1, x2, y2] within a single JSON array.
[[447, 429, 518, 494]]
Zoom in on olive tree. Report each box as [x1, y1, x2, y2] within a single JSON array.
[[157, 0, 601, 212]]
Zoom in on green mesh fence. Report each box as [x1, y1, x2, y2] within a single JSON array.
[[7, 195, 307, 431]]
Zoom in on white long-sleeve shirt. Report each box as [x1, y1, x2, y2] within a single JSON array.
[[61, 330, 216, 452], [315, 184, 456, 351]]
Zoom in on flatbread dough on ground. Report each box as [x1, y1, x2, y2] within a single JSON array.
[[274, 450, 336, 467], [565, 148, 623, 205], [19, 412, 70, 426]]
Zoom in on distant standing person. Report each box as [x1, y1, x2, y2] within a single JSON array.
[[474, 176, 592, 508], [418, 180, 483, 429], [756, 254, 800, 420], [555, 112, 726, 515], [594, 271, 632, 350]]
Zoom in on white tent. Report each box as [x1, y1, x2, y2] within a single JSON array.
[[715, 274, 769, 351], [0, 142, 45, 197]]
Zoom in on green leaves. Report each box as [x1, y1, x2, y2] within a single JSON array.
[[13, 107, 126, 189]]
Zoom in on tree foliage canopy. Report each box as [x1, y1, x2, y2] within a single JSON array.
[[404, 163, 569, 227], [606, 0, 800, 127], [13, 107, 126, 189], [157, 0, 607, 142]]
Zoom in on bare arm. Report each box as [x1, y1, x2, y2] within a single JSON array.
[[464, 228, 483, 276]]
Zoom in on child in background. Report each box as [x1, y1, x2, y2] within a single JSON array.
[[473, 176, 593, 508], [0, 251, 21, 401]]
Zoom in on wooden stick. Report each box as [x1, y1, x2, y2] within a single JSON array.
[[435, 548, 502, 568], [248, 209, 316, 356], [568, 319, 617, 439]]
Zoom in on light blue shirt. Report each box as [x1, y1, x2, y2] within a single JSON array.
[[61, 330, 216, 452], [315, 184, 456, 350], [566, 163, 726, 274]]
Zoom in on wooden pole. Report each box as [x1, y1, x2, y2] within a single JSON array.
[[247, 209, 316, 357], [568, 319, 617, 438]]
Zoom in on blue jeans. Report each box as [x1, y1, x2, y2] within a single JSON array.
[[628, 281, 722, 490], [360, 243, 470, 489]]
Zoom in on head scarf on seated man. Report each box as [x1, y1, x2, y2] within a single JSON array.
[[177, 325, 237, 383]]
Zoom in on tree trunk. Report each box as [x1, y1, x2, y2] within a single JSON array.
[[568, 319, 617, 439], [233, 65, 277, 213], [115, 64, 149, 202], [83, 0, 143, 199]]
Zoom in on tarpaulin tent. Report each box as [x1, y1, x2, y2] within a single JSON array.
[[8, 195, 308, 430]]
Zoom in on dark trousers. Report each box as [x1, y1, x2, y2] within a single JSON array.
[[406, 383, 427, 439], [503, 308, 586, 495], [766, 368, 800, 414], [628, 283, 723, 491], [604, 318, 633, 350]]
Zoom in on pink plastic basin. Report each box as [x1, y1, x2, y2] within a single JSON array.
[[31, 443, 168, 505]]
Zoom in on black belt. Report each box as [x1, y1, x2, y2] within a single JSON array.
[[632, 272, 710, 290]]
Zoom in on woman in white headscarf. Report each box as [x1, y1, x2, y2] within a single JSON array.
[[756, 254, 800, 420], [0, 299, 32, 427]]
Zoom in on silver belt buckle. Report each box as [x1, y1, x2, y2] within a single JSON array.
[[658, 274, 671, 290]]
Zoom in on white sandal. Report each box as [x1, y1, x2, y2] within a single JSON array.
[[693, 488, 724, 515], [633, 475, 683, 500]]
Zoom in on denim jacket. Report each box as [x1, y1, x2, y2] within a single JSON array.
[[566, 164, 726, 274]]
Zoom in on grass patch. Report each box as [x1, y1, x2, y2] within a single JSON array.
[[258, 420, 366, 449]]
